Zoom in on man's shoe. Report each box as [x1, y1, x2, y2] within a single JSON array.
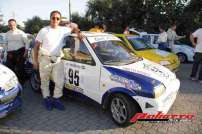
[[52, 98, 65, 111], [199, 80, 202, 84], [44, 97, 53, 111]]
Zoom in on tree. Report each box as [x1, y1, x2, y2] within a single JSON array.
[[85, 0, 189, 33], [71, 13, 93, 31], [0, 25, 9, 33], [24, 16, 49, 34], [181, 0, 202, 33]]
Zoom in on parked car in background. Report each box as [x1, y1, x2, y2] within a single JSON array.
[[115, 34, 180, 72], [0, 33, 6, 46], [0, 63, 22, 118], [0, 33, 6, 63], [141, 34, 194, 63]]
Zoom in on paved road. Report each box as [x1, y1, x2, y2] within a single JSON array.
[[0, 64, 201, 134]]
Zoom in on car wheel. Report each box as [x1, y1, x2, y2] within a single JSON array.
[[30, 71, 41, 93], [177, 53, 187, 63], [110, 94, 138, 126]]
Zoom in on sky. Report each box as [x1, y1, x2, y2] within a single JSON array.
[[0, 0, 89, 26]]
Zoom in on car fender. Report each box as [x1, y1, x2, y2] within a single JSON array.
[[101, 87, 137, 109]]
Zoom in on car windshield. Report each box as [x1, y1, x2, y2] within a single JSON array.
[[127, 36, 154, 50], [88, 39, 141, 65]]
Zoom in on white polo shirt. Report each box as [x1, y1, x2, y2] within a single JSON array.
[[192, 28, 202, 53], [36, 26, 71, 56], [5, 29, 28, 51]]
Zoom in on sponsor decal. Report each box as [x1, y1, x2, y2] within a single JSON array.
[[123, 67, 151, 77], [143, 63, 169, 79], [65, 83, 84, 93], [110, 75, 141, 90], [65, 62, 83, 69], [130, 112, 195, 123], [88, 36, 120, 43]]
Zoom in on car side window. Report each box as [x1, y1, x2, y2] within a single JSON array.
[[117, 36, 125, 42], [62, 36, 95, 65], [142, 35, 151, 44], [153, 36, 158, 44]]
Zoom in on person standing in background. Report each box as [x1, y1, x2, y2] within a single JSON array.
[[190, 28, 202, 83], [157, 25, 169, 51], [5, 19, 29, 84], [167, 23, 185, 52], [123, 26, 130, 34], [89, 21, 105, 32]]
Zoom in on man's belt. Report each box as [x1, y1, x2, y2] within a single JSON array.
[[41, 54, 61, 63]]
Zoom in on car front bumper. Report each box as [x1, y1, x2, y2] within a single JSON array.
[[164, 61, 180, 72], [0, 84, 22, 118], [133, 79, 180, 114]]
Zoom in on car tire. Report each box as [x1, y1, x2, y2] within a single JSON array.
[[109, 94, 139, 126], [30, 70, 41, 93], [177, 53, 187, 63]]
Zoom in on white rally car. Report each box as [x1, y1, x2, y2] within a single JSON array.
[[60, 32, 180, 126], [0, 63, 22, 118]]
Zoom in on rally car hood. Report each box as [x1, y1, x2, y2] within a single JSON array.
[[136, 49, 173, 62], [0, 64, 16, 88], [108, 58, 176, 87]]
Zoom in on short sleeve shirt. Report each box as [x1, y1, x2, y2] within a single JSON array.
[[157, 31, 167, 43], [167, 28, 177, 41], [192, 28, 202, 53], [36, 26, 71, 56], [5, 29, 28, 51]]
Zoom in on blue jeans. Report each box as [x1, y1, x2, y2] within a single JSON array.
[[158, 43, 171, 52]]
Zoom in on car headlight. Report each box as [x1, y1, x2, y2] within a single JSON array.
[[159, 61, 171, 66], [2, 76, 18, 91], [154, 84, 166, 98]]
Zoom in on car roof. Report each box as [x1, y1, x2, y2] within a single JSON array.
[[73, 31, 114, 37], [142, 33, 159, 36], [114, 34, 140, 38]]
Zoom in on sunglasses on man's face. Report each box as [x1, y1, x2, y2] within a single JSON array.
[[51, 17, 60, 21]]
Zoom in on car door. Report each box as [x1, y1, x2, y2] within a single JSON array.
[[62, 36, 101, 103]]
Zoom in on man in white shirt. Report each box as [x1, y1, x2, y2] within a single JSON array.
[[33, 10, 82, 111], [190, 28, 202, 83], [5, 19, 28, 84], [157, 25, 169, 51]]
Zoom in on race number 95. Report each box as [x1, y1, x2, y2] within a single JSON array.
[[68, 68, 79, 86]]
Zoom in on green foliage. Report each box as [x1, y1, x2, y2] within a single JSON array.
[[85, 0, 193, 33], [24, 16, 49, 34], [181, 0, 202, 33], [71, 13, 93, 31], [0, 25, 9, 33]]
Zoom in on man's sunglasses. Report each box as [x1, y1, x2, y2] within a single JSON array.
[[51, 17, 60, 21]]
